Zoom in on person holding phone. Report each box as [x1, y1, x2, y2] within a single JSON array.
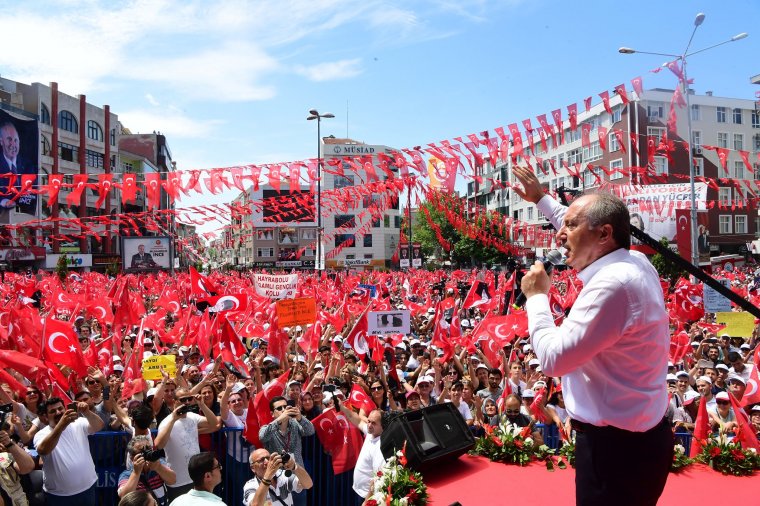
[[154, 389, 220, 502], [34, 396, 105, 503]]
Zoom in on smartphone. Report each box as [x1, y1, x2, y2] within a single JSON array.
[[286, 399, 296, 408], [67, 402, 78, 411]]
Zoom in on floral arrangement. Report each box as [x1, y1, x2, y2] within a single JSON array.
[[366, 443, 428, 506], [557, 437, 576, 469], [695, 435, 760, 476], [472, 420, 555, 469], [670, 443, 692, 472]]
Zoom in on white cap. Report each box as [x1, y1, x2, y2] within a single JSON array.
[[146, 387, 158, 398], [727, 373, 746, 385], [533, 381, 547, 390], [417, 375, 434, 385], [696, 375, 712, 385], [460, 319, 471, 328], [410, 339, 421, 346], [112, 355, 122, 362], [528, 358, 540, 367], [683, 390, 701, 405], [522, 389, 535, 398], [666, 373, 678, 382], [231, 382, 246, 394], [113, 364, 124, 372], [295, 326, 303, 332], [740, 343, 750, 350], [314, 363, 324, 370], [667, 361, 674, 367], [476, 363, 488, 371], [395, 342, 408, 351], [716, 363, 729, 371], [522, 344, 532, 353], [675, 371, 689, 379], [296, 356, 306, 363], [144, 337, 153, 344], [332, 335, 343, 342]]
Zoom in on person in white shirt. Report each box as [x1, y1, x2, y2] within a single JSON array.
[[169, 452, 226, 505], [34, 396, 105, 503], [335, 402, 385, 503], [242, 448, 313, 506], [219, 375, 253, 502], [515, 166, 672, 506], [154, 388, 220, 503]]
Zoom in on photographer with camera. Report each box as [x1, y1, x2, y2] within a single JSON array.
[[117, 435, 176, 505], [0, 415, 35, 506], [258, 397, 314, 506], [33, 396, 105, 503], [154, 388, 220, 502], [242, 449, 312, 506]]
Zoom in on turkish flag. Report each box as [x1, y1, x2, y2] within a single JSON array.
[[313, 408, 364, 474], [689, 394, 711, 457], [0, 350, 47, 378], [675, 209, 692, 261], [43, 317, 88, 376], [144, 173, 162, 209], [190, 266, 218, 297], [44, 174, 63, 208], [120, 173, 137, 204], [345, 384, 376, 414], [344, 310, 374, 361], [254, 370, 290, 428], [95, 174, 113, 209], [66, 174, 89, 207], [740, 346, 760, 407], [243, 395, 262, 448], [728, 391, 759, 450]]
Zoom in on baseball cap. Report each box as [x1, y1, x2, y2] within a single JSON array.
[[727, 374, 746, 385], [461, 319, 471, 328], [666, 373, 678, 382], [740, 343, 750, 350], [146, 387, 158, 398], [528, 358, 540, 367], [522, 389, 535, 399], [476, 364, 488, 371], [113, 364, 124, 372], [231, 383, 246, 394], [427, 308, 435, 314], [715, 391, 730, 401], [751, 405, 760, 413], [287, 380, 302, 389], [395, 343, 408, 351], [716, 364, 729, 371], [696, 375, 712, 385], [683, 390, 701, 405], [675, 371, 690, 379], [417, 375, 434, 385], [405, 391, 420, 399]]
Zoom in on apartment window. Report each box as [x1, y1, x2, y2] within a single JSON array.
[[583, 168, 597, 187], [58, 110, 78, 133], [582, 141, 602, 162], [612, 106, 622, 123], [733, 133, 744, 151], [717, 132, 729, 148], [752, 111, 760, 129], [371, 217, 380, 228], [719, 215, 732, 234], [40, 103, 51, 125], [110, 128, 117, 146], [257, 248, 273, 258], [384, 215, 390, 227], [41, 135, 51, 156], [363, 234, 373, 247], [86, 149, 104, 169], [717, 107, 727, 123], [364, 253, 373, 259], [755, 134, 760, 151], [58, 142, 78, 162], [334, 234, 355, 248], [394, 216, 401, 228], [718, 187, 731, 205], [334, 214, 355, 229], [303, 247, 316, 257], [647, 127, 665, 145], [527, 207, 534, 220], [693, 157, 704, 177], [653, 156, 668, 176], [87, 120, 103, 142], [610, 159, 624, 180], [733, 108, 743, 124], [692, 131, 702, 154], [734, 160, 746, 180], [735, 215, 748, 234], [690, 104, 700, 121], [567, 149, 581, 165], [333, 174, 355, 189], [608, 132, 620, 152], [122, 161, 133, 172], [647, 103, 664, 120]]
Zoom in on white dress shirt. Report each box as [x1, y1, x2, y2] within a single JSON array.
[[526, 196, 669, 432]]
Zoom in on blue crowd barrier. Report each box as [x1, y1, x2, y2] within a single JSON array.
[[86, 424, 693, 505]]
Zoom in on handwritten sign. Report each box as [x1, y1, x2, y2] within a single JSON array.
[[703, 279, 731, 313], [276, 297, 317, 327], [715, 311, 755, 338], [141, 354, 176, 381]]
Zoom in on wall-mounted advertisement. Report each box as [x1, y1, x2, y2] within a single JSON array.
[[0, 109, 39, 225], [121, 236, 172, 272]]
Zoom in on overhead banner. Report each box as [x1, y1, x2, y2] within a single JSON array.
[[0, 109, 39, 226], [611, 183, 707, 243], [253, 273, 298, 300], [275, 297, 317, 327], [367, 310, 410, 336], [122, 236, 172, 272]]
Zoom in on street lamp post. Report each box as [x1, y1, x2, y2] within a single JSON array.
[[307, 109, 334, 271], [619, 12, 747, 267]]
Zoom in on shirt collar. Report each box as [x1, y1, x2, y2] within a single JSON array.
[[188, 489, 223, 501], [577, 248, 629, 285]]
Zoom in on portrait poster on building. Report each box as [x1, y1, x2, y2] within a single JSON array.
[[253, 273, 298, 300], [411, 243, 422, 268], [367, 310, 410, 336], [122, 236, 172, 272], [0, 109, 39, 226]]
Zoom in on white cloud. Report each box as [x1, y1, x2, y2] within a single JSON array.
[[293, 59, 363, 82], [118, 108, 224, 139], [145, 94, 160, 106]]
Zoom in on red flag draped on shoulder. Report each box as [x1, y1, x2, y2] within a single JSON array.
[[312, 408, 365, 474]]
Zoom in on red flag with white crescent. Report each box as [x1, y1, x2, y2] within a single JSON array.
[[43, 317, 88, 376]]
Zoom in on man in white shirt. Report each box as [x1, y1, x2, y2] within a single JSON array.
[[242, 448, 313, 506], [220, 376, 253, 502], [336, 402, 385, 503], [515, 166, 672, 506], [169, 452, 226, 505], [34, 396, 105, 503], [155, 388, 220, 502]]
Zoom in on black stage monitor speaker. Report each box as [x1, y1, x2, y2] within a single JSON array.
[[380, 403, 475, 470]]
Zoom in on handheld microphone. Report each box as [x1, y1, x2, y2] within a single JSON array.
[[512, 250, 564, 309]]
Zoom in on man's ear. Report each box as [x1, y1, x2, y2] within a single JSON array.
[[598, 223, 614, 245]]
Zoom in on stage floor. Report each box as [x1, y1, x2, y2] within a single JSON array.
[[424, 455, 760, 505]]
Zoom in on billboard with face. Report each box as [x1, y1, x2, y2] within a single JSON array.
[[122, 236, 172, 272], [0, 110, 39, 225]]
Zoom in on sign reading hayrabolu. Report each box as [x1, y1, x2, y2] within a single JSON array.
[[715, 311, 755, 338], [703, 279, 731, 313], [276, 297, 317, 327], [367, 310, 411, 336], [141, 354, 176, 380], [253, 273, 298, 300]]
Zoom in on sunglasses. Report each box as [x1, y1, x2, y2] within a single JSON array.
[[716, 400, 730, 405], [178, 396, 195, 403], [273, 405, 287, 411], [87, 380, 99, 385], [370, 386, 384, 391], [504, 409, 521, 415]]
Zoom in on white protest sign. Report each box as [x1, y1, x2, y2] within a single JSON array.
[[253, 273, 298, 300]]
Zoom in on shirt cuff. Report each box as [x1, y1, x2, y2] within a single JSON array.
[[525, 293, 551, 334]]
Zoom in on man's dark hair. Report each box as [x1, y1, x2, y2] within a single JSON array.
[[43, 397, 63, 415], [118, 490, 154, 506], [488, 368, 503, 378], [130, 403, 155, 431], [581, 192, 631, 250], [318, 345, 330, 353], [269, 395, 286, 412], [727, 351, 742, 363], [74, 391, 90, 401], [188, 452, 217, 487]]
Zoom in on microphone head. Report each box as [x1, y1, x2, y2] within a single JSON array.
[[545, 249, 564, 266]]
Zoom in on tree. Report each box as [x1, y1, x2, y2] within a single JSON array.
[[650, 237, 686, 289], [56, 254, 68, 282]]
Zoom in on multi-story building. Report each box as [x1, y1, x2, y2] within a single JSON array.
[[467, 88, 760, 260]]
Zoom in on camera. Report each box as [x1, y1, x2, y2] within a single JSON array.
[[178, 404, 200, 415], [142, 448, 166, 462], [279, 452, 293, 477]]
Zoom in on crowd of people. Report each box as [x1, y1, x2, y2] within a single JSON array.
[[0, 251, 759, 505]]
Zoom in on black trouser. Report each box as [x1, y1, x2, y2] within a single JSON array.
[[573, 417, 672, 506]]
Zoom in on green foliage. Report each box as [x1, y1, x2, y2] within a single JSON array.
[[55, 254, 68, 282], [650, 237, 686, 288], [105, 260, 120, 277]]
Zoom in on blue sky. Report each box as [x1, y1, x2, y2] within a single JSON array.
[[1, 0, 758, 238]]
